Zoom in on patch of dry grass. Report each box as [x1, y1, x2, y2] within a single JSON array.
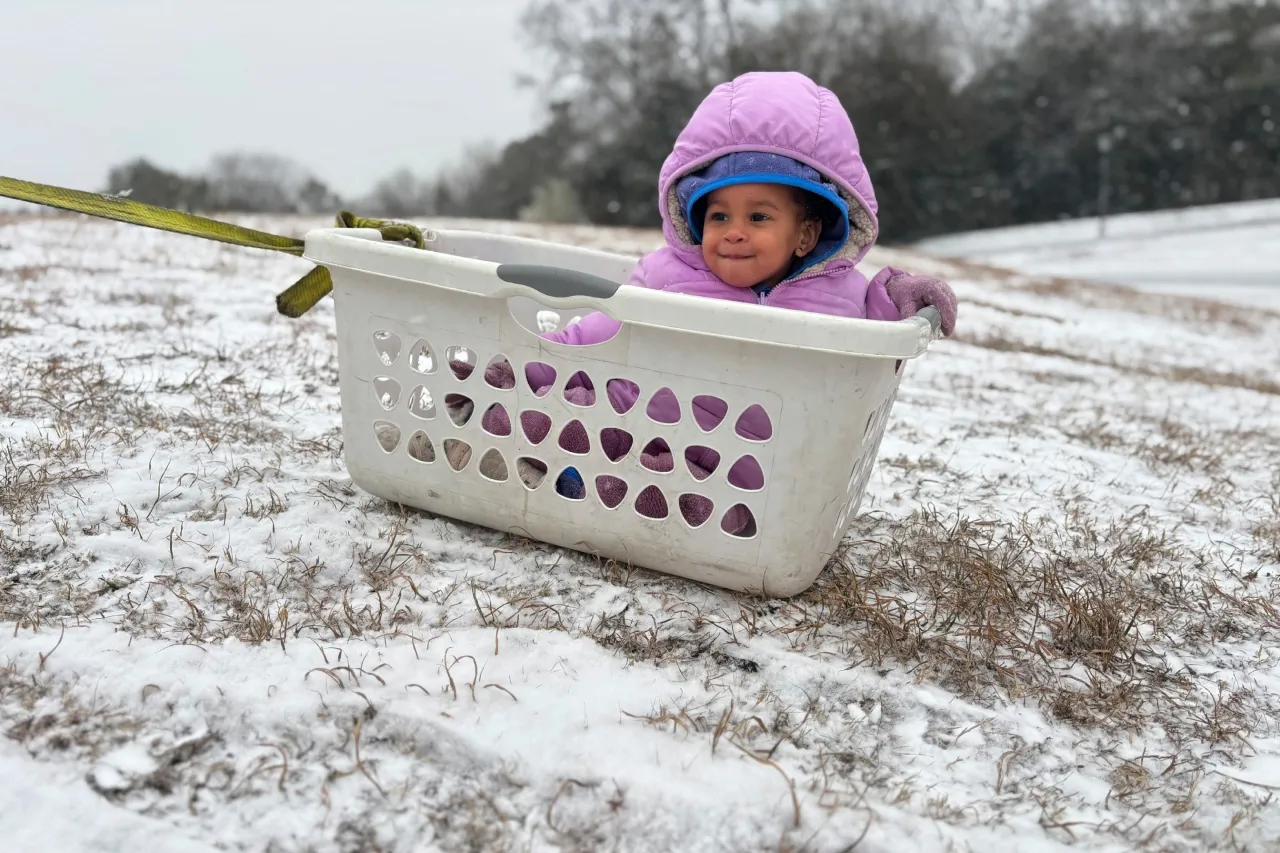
[[958, 330, 1280, 397], [4, 216, 1279, 851], [1022, 276, 1280, 334]]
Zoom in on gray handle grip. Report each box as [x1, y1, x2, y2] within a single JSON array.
[[496, 264, 622, 300], [917, 305, 942, 334]]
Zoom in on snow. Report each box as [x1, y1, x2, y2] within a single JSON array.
[[1, 211, 1279, 852], [914, 197, 1280, 310]]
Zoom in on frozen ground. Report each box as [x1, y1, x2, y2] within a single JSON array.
[[1, 212, 1279, 852], [915, 198, 1280, 311]]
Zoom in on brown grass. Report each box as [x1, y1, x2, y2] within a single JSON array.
[[4, 215, 1279, 851], [958, 330, 1280, 397]]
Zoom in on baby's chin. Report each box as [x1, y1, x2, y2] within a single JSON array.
[[709, 258, 776, 289]]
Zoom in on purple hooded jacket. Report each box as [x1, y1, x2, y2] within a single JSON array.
[[515, 71, 906, 495]]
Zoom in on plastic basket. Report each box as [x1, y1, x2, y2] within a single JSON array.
[[303, 227, 941, 596]]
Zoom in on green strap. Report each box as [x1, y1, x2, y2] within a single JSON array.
[[0, 175, 425, 318]]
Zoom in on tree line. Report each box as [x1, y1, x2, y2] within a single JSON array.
[[104, 0, 1280, 243]]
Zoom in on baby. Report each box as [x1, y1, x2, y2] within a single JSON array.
[[462, 71, 958, 523]]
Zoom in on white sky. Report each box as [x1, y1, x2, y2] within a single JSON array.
[[0, 0, 540, 199]]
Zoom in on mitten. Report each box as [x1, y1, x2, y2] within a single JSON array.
[[883, 270, 957, 336]]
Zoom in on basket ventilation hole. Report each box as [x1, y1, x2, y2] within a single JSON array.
[[635, 486, 669, 520], [640, 438, 674, 473], [446, 346, 476, 380], [606, 379, 640, 414], [525, 362, 557, 397], [734, 404, 773, 442], [517, 457, 548, 490], [555, 467, 587, 501], [407, 431, 435, 463], [601, 428, 634, 463], [482, 403, 512, 437], [373, 330, 402, 367], [521, 411, 552, 445], [374, 421, 401, 453], [685, 446, 721, 481], [728, 455, 765, 491], [445, 394, 475, 427], [407, 386, 436, 420], [646, 387, 681, 425], [679, 494, 714, 528], [484, 355, 516, 390], [596, 475, 628, 509], [479, 449, 509, 482], [563, 371, 596, 407], [443, 439, 472, 471], [408, 340, 437, 374], [558, 420, 590, 455], [692, 395, 728, 432], [373, 376, 401, 411], [722, 504, 758, 538]]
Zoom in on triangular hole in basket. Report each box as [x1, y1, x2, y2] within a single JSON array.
[[721, 504, 757, 538], [640, 438, 674, 473], [727, 455, 765, 491], [679, 493, 713, 528], [563, 371, 596, 407], [446, 393, 474, 427], [601, 428, 634, 463], [525, 362, 557, 397], [517, 457, 548, 490], [606, 378, 640, 414], [479, 448, 509, 482], [407, 431, 435, 463], [443, 439, 472, 471], [692, 395, 728, 432], [483, 355, 516, 390], [373, 330, 402, 367], [373, 376, 401, 411], [555, 467, 587, 501], [734, 404, 773, 442], [407, 385, 436, 420], [596, 475, 628, 509], [685, 446, 721, 481], [374, 420, 401, 453], [408, 339, 437, 374], [482, 403, 512, 437], [446, 346, 476, 380], [558, 420, 590, 455], [521, 411, 552, 445], [635, 485, 669, 520], [646, 387, 681, 425]]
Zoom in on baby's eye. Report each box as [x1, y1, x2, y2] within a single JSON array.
[[749, 212, 771, 222], [708, 211, 729, 222]]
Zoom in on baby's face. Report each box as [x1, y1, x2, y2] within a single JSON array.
[[699, 184, 821, 289]]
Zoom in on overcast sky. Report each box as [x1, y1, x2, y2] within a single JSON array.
[[0, 0, 540, 199]]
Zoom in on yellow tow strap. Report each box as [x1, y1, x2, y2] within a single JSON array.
[[0, 176, 425, 318]]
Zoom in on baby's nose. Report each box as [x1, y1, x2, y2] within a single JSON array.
[[723, 228, 747, 242]]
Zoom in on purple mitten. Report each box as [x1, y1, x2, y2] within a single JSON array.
[[880, 269, 957, 336]]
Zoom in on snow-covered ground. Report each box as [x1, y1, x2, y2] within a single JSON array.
[[915, 198, 1280, 311], [2, 212, 1278, 853]]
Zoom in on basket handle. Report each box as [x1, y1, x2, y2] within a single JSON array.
[[916, 305, 942, 335], [495, 264, 621, 301], [499, 265, 944, 334]]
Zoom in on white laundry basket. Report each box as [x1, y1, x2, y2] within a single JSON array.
[[303, 227, 941, 597]]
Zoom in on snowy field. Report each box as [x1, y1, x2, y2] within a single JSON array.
[[2, 211, 1279, 853], [915, 198, 1280, 312]]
